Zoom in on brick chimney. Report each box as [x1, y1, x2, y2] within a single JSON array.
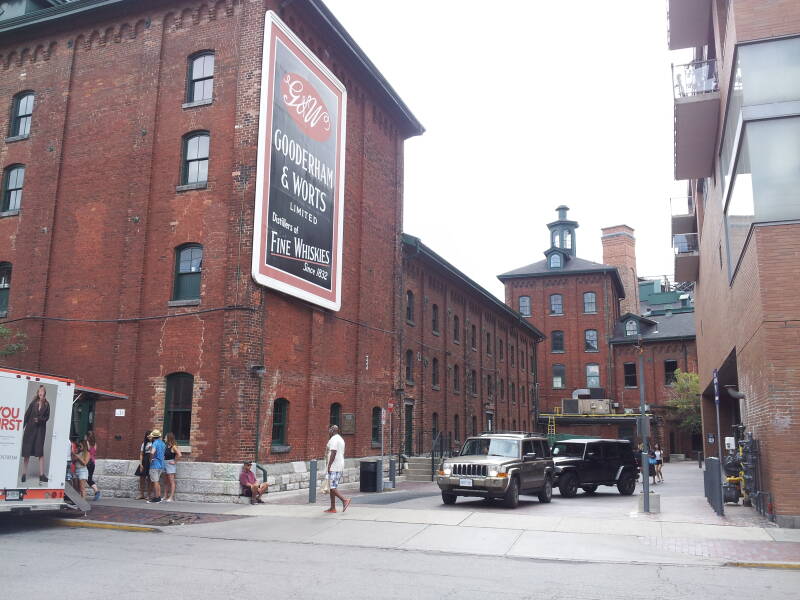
[[601, 225, 639, 316]]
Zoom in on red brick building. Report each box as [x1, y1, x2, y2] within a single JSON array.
[[666, 0, 800, 526], [401, 234, 545, 455], [499, 207, 698, 455], [0, 0, 423, 464]]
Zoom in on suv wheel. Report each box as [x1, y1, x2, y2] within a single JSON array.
[[503, 477, 520, 508], [582, 485, 598, 494], [617, 471, 636, 496], [558, 472, 579, 498], [538, 476, 553, 503], [441, 492, 457, 505]]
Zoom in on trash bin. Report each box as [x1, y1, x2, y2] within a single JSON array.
[[360, 459, 379, 492]]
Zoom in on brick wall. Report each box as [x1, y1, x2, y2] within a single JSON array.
[[0, 0, 415, 465]]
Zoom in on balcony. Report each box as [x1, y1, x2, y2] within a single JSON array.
[[667, 0, 712, 50], [673, 233, 699, 283], [670, 196, 697, 236], [673, 59, 720, 180]]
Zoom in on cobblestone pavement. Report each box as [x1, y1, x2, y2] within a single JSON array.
[[58, 504, 247, 526]]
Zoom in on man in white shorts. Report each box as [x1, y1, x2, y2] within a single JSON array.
[[324, 425, 351, 513]]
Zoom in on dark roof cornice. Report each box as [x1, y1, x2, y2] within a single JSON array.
[[403, 233, 546, 342], [1, 0, 425, 138]]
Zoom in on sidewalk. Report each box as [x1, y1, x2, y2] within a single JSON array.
[[70, 462, 800, 568]]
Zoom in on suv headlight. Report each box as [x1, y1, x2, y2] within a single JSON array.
[[440, 466, 452, 476], [488, 466, 499, 477]]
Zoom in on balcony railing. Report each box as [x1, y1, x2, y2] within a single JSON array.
[[672, 59, 718, 99], [670, 196, 695, 217], [673, 232, 699, 255]]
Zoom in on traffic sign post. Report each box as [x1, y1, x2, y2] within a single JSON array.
[[712, 368, 724, 515]]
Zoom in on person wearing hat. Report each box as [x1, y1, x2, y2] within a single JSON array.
[[147, 429, 166, 503], [239, 461, 269, 504]]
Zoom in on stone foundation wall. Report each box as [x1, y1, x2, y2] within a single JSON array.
[[94, 457, 388, 503]]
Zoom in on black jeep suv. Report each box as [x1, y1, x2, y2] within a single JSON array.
[[551, 439, 638, 497]]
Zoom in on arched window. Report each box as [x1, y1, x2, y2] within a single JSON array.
[[586, 363, 601, 388], [182, 131, 210, 185], [564, 230, 572, 249], [187, 52, 215, 103], [453, 315, 460, 342], [552, 230, 560, 248], [511, 382, 516, 403], [10, 92, 34, 137], [164, 372, 193, 444], [0, 262, 11, 315], [453, 414, 460, 441], [487, 374, 493, 397], [453, 364, 460, 392], [173, 244, 203, 300], [432, 357, 439, 387], [584, 329, 599, 352], [329, 403, 341, 428], [405, 349, 414, 383], [512, 419, 517, 431], [272, 398, 288, 446], [625, 320, 638, 336], [405, 290, 414, 323], [470, 369, 477, 395], [552, 364, 566, 389], [519, 295, 531, 317], [431, 304, 439, 333], [550, 294, 563, 315], [499, 340, 504, 361], [432, 412, 439, 438], [583, 292, 597, 313], [471, 324, 477, 349], [485, 330, 490, 354], [510, 345, 515, 367], [2, 164, 24, 212], [371, 407, 381, 444], [549, 253, 562, 269]]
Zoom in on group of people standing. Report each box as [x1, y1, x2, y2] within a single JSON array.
[[67, 432, 101, 500], [137, 429, 181, 503]]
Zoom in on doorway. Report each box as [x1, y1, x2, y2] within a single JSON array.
[[404, 401, 413, 455]]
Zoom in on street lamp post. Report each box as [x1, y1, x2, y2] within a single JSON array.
[[637, 337, 650, 512]]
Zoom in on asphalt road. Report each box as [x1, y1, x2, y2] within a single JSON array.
[[1, 517, 795, 600]]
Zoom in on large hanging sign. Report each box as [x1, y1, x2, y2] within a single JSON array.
[[253, 11, 346, 311]]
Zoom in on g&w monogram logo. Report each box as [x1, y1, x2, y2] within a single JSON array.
[[281, 73, 332, 142]]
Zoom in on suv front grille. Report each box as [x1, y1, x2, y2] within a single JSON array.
[[451, 463, 488, 477]]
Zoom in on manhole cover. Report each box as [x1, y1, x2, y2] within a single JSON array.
[[148, 513, 201, 526]]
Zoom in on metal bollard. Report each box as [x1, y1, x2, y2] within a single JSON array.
[[309, 459, 317, 504], [389, 458, 396, 488]]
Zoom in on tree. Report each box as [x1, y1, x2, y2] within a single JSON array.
[[666, 369, 701, 433], [0, 324, 26, 358]]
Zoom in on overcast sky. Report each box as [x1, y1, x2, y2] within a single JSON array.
[[324, 0, 691, 298]]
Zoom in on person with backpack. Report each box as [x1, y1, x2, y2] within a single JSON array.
[[137, 431, 152, 500], [147, 429, 166, 503]]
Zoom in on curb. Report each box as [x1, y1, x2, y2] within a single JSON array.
[[51, 518, 161, 533], [723, 561, 800, 570]]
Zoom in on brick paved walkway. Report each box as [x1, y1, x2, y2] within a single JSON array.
[[61, 504, 248, 527], [640, 535, 800, 563]]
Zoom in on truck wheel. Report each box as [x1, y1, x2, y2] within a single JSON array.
[[617, 472, 636, 496], [558, 472, 578, 498], [503, 477, 520, 508], [538, 477, 553, 503], [582, 485, 598, 494], [441, 492, 457, 505]]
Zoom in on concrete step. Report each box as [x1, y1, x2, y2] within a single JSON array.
[[404, 473, 434, 482]]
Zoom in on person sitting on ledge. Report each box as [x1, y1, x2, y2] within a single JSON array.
[[239, 461, 269, 504]]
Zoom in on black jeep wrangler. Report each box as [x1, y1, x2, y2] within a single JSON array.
[[551, 439, 638, 497]]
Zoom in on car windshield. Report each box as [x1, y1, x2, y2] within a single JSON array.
[[460, 438, 520, 458], [552, 442, 585, 458]]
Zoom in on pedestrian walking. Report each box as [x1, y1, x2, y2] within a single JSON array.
[[654, 443, 664, 483], [324, 425, 351, 514], [648, 448, 657, 486], [72, 439, 91, 498], [20, 385, 50, 484], [136, 431, 152, 500], [147, 429, 165, 503], [163, 432, 181, 502], [85, 431, 101, 500]]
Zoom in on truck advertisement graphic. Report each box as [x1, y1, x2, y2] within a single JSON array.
[[0, 369, 74, 511]]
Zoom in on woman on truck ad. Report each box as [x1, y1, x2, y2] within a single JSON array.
[[20, 385, 50, 483]]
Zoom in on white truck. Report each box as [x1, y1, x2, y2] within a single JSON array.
[[0, 367, 90, 513]]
